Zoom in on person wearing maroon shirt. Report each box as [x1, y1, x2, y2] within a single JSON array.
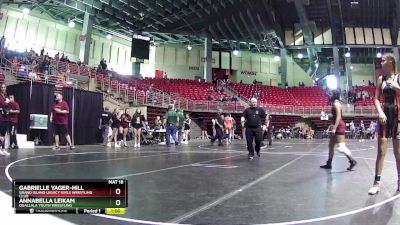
[[0, 83, 10, 156], [50, 93, 74, 150], [120, 109, 131, 147], [7, 95, 20, 149]]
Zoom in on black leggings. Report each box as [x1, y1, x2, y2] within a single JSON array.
[[8, 122, 18, 147]]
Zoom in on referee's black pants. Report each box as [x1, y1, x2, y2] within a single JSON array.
[[245, 127, 263, 156], [211, 127, 223, 144]]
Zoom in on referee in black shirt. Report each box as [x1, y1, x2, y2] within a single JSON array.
[[243, 98, 266, 159]]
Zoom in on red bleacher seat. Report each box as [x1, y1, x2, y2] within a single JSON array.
[[229, 83, 328, 106], [140, 78, 229, 101]]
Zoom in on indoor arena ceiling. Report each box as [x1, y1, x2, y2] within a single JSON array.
[[1, 0, 399, 53]]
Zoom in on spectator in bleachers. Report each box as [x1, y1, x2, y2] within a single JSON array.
[[100, 58, 107, 71], [27, 48, 34, 60], [218, 85, 224, 93], [11, 56, 18, 72], [40, 47, 44, 56], [220, 80, 226, 87], [28, 71, 38, 81], [0, 36, 5, 52], [348, 90, 355, 103], [253, 90, 260, 100], [356, 91, 361, 101]]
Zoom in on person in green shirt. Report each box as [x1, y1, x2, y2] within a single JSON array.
[[164, 104, 179, 147]]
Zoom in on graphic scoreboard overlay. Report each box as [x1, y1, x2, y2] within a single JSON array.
[[13, 179, 127, 214]]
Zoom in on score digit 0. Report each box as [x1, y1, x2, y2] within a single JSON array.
[[115, 199, 121, 206], [115, 188, 121, 195]]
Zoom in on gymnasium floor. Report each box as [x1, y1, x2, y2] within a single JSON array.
[[1, 139, 400, 225]]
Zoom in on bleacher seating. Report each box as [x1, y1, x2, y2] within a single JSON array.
[[0, 71, 4, 84], [2, 50, 380, 116], [353, 86, 375, 106], [141, 78, 229, 101], [269, 115, 302, 129], [229, 83, 329, 106], [289, 86, 328, 106]]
